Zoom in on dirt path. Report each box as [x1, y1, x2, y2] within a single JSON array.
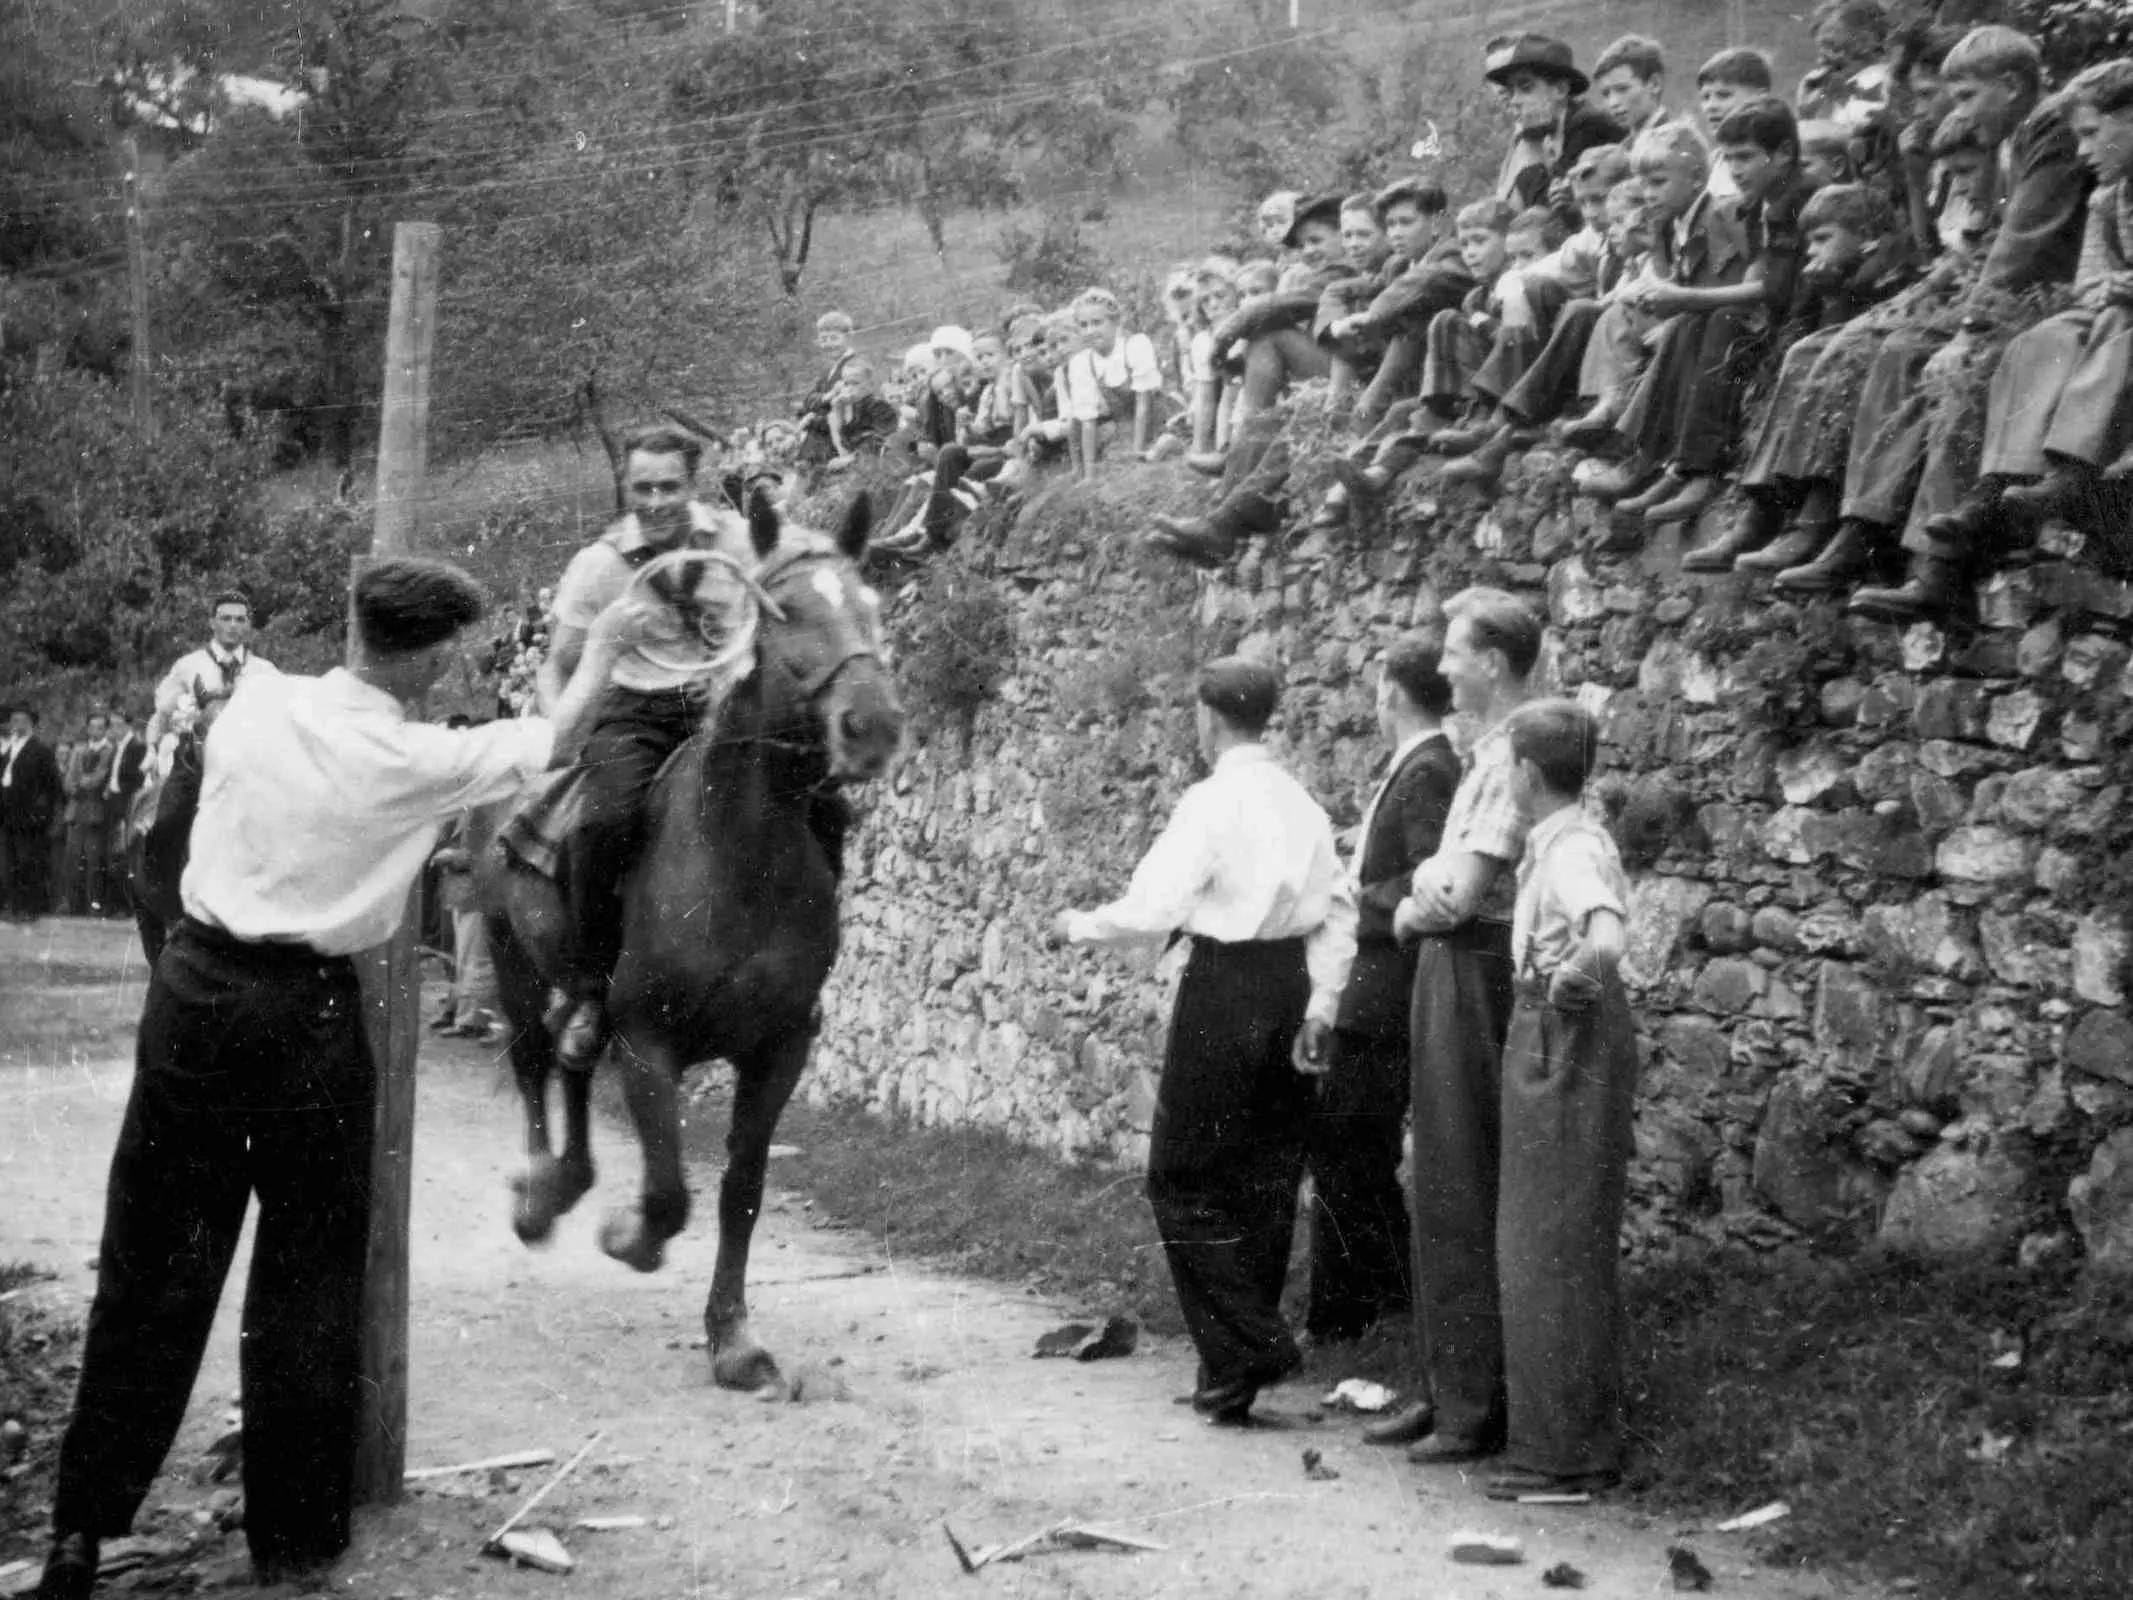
[[3, 919, 1883, 1600]]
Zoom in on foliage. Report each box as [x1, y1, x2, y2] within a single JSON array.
[[1167, 17, 1348, 199], [888, 558, 1017, 738], [0, 365, 352, 691], [2010, 0, 2133, 76], [666, 0, 1156, 294], [996, 207, 1111, 298]]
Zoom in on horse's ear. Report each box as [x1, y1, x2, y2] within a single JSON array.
[[835, 491, 872, 561], [747, 486, 781, 558]]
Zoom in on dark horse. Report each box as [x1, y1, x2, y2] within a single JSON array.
[[476, 492, 903, 1389]]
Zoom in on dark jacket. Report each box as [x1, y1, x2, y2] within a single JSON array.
[[1744, 167, 1822, 321], [1506, 99, 1629, 224], [1967, 95, 2093, 316], [0, 736, 63, 834], [1336, 732, 1461, 1041], [1653, 192, 1754, 290], [107, 731, 148, 806], [1352, 238, 1479, 341]]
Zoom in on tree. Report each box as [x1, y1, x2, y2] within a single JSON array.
[[667, 0, 1158, 295]]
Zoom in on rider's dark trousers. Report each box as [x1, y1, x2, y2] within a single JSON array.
[[569, 685, 704, 987], [53, 918, 373, 1572], [1147, 934, 1311, 1391]]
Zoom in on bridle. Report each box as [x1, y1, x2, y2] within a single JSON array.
[[750, 545, 885, 708]]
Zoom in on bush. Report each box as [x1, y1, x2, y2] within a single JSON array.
[[996, 208, 1111, 298], [888, 557, 1017, 738]]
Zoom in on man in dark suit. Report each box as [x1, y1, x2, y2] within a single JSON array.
[[1306, 633, 1461, 1349], [0, 706, 65, 920], [102, 713, 149, 915]]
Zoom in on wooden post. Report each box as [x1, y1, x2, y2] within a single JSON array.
[[120, 134, 154, 439], [352, 221, 441, 1508]]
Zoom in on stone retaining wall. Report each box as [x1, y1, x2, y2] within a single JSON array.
[[809, 453, 2133, 1263]]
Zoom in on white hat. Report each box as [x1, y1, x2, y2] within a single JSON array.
[[903, 342, 937, 373], [929, 324, 976, 362]]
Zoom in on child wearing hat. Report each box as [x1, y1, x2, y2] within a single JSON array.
[[1483, 33, 1628, 218]]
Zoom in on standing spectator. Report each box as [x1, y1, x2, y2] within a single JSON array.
[[0, 707, 64, 920], [1309, 634, 1459, 1352], [30, 557, 641, 1600], [48, 737, 74, 909], [430, 807, 501, 1041], [1055, 659, 1356, 1426], [1389, 588, 1541, 1465], [147, 591, 277, 767], [1485, 699, 1637, 1501], [102, 713, 148, 913], [63, 712, 116, 915]]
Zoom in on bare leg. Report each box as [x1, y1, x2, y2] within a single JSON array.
[[598, 1029, 689, 1273], [705, 1028, 812, 1390]]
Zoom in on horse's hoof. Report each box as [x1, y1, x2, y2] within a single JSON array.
[[598, 1207, 668, 1273], [711, 1342, 781, 1393], [509, 1158, 593, 1245]]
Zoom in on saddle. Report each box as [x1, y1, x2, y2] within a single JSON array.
[[495, 764, 590, 883]]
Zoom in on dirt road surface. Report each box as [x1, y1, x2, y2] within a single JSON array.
[[3, 919, 1882, 1600]]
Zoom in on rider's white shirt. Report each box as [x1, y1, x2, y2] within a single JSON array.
[[182, 668, 554, 955], [553, 505, 755, 695]]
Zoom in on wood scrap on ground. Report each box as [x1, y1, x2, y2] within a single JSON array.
[[480, 1431, 604, 1574], [407, 1447, 558, 1481], [942, 1519, 1167, 1572]]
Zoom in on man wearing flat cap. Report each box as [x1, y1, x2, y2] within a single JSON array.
[[1056, 658, 1356, 1426], [1485, 33, 1626, 218]]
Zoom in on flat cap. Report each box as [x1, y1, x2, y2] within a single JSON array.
[[1282, 193, 1345, 248], [1196, 656, 1280, 731]]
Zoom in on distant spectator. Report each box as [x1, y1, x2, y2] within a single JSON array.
[[0, 707, 64, 921], [1796, 0, 1892, 133], [1590, 34, 1672, 140], [1063, 287, 1165, 478]]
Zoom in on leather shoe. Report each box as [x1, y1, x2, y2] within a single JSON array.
[[1849, 556, 1964, 623], [1146, 516, 1235, 567], [1557, 403, 1622, 451], [1406, 1431, 1494, 1464], [1617, 471, 1685, 517], [1773, 519, 1872, 592], [1183, 449, 1229, 477], [1641, 473, 1718, 526], [36, 1534, 98, 1600], [1191, 1374, 1261, 1425], [1426, 423, 1493, 457], [1361, 1400, 1436, 1446], [1484, 1465, 1621, 1500], [1574, 457, 1657, 503], [1682, 496, 1785, 571], [1734, 519, 1834, 574], [1329, 457, 1393, 507]]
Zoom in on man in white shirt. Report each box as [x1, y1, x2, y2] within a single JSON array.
[[145, 590, 277, 763], [35, 557, 643, 1600], [537, 424, 754, 1069], [1056, 658, 1356, 1425]]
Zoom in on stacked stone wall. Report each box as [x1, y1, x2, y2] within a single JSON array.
[[810, 456, 2133, 1262]]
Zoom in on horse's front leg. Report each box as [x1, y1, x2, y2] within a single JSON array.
[[493, 911, 594, 1243], [705, 1028, 810, 1391], [598, 1029, 690, 1273]]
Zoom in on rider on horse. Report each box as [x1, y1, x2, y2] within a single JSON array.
[[537, 424, 756, 1068]]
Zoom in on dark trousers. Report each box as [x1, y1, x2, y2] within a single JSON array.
[[1499, 972, 1639, 1477], [567, 686, 702, 986], [1, 825, 50, 916], [1500, 300, 1604, 427], [1624, 309, 1762, 476], [1147, 936, 1311, 1389], [53, 920, 374, 1569], [1408, 917, 1516, 1445], [63, 817, 108, 914], [1305, 1028, 1413, 1342]]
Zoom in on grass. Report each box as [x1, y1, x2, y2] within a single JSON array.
[[723, 1083, 2133, 1600]]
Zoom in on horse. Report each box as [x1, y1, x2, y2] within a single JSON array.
[[475, 490, 903, 1390]]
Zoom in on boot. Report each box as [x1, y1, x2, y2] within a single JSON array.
[[1642, 472, 1720, 526], [1999, 464, 2095, 522], [1557, 394, 1626, 450], [1617, 470, 1685, 517], [1919, 485, 2009, 552], [1184, 449, 1228, 477], [1574, 456, 1658, 503], [1773, 518, 1874, 591], [1146, 513, 1236, 567], [1683, 494, 1787, 571], [1849, 554, 1966, 622], [1426, 411, 1498, 457], [1440, 425, 1517, 489]]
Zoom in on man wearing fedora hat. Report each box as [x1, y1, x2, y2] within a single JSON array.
[[1484, 33, 1627, 221], [1055, 658, 1355, 1426]]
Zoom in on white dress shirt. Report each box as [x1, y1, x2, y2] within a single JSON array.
[[182, 668, 555, 955], [0, 734, 24, 789], [1064, 743, 1358, 1025]]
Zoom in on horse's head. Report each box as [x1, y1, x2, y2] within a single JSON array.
[[745, 489, 904, 784]]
